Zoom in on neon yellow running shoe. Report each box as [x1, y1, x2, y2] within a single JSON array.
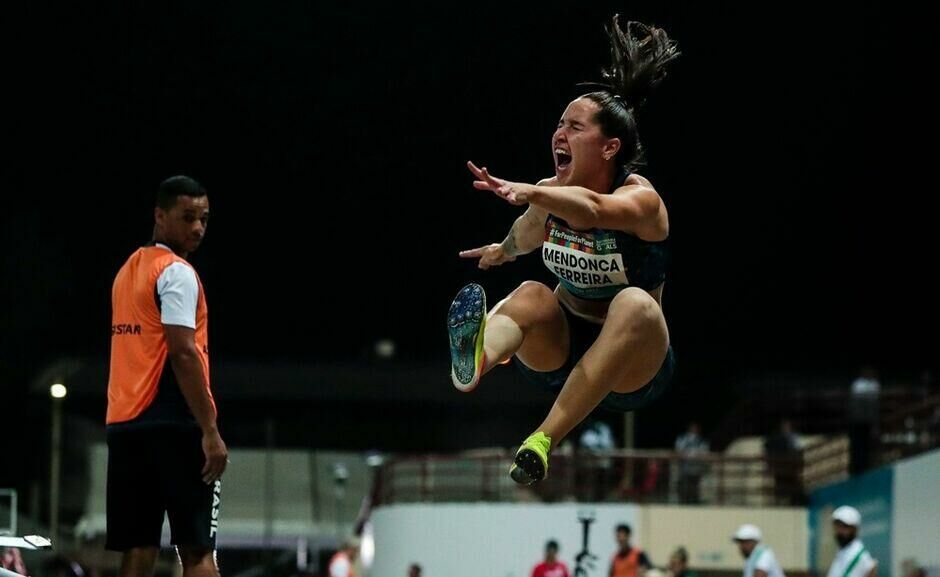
[[510, 431, 552, 485]]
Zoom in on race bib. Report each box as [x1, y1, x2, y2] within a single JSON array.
[[542, 220, 628, 290]]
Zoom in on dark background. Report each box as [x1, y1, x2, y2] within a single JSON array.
[[2, 0, 934, 490]]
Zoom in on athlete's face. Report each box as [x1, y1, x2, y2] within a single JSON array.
[[552, 98, 621, 186], [736, 540, 757, 559], [155, 195, 209, 256]]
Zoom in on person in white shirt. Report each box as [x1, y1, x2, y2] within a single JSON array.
[[826, 507, 877, 577], [732, 524, 786, 577]]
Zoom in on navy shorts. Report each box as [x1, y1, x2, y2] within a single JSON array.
[[513, 303, 675, 412]]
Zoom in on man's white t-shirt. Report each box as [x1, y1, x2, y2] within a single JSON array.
[[154, 244, 199, 329], [826, 540, 876, 577], [744, 545, 786, 577]]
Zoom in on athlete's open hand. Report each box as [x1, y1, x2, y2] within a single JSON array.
[[467, 161, 530, 205], [459, 243, 516, 269]]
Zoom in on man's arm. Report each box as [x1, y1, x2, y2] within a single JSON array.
[[157, 262, 227, 484], [165, 325, 227, 484]]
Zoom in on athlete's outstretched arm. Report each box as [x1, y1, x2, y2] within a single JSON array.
[[459, 191, 548, 270], [468, 161, 665, 238], [525, 183, 662, 235]]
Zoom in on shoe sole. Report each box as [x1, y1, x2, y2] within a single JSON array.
[[448, 283, 486, 392], [510, 448, 546, 485]]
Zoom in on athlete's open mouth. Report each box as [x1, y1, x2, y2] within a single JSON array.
[[554, 148, 572, 170]]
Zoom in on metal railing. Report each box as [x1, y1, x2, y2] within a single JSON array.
[[710, 386, 933, 451], [372, 445, 834, 507], [877, 393, 940, 466]]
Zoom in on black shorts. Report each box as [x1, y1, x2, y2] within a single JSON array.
[[513, 301, 675, 412], [106, 426, 221, 551]]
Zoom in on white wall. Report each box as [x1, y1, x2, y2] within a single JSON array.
[[892, 450, 940, 577], [370, 503, 640, 577], [642, 506, 807, 570], [370, 503, 808, 577]]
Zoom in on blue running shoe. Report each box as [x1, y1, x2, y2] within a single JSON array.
[[448, 283, 487, 392]]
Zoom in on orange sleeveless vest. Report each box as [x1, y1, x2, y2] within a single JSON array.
[[612, 548, 643, 577], [107, 246, 213, 424]]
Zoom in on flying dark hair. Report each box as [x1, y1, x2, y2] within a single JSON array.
[[580, 16, 680, 170]]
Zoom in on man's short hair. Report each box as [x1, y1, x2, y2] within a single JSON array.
[[157, 175, 206, 210]]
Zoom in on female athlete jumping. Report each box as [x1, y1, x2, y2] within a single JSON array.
[[448, 16, 680, 485]]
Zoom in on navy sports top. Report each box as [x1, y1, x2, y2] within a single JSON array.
[[540, 169, 668, 301]]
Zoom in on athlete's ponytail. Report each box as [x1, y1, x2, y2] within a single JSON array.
[[581, 16, 680, 170]]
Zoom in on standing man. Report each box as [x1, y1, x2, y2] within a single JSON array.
[[848, 368, 880, 474], [532, 540, 570, 577], [610, 524, 651, 577], [106, 176, 227, 577], [675, 422, 709, 503], [764, 420, 803, 504], [826, 507, 877, 577], [732, 524, 785, 577]]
